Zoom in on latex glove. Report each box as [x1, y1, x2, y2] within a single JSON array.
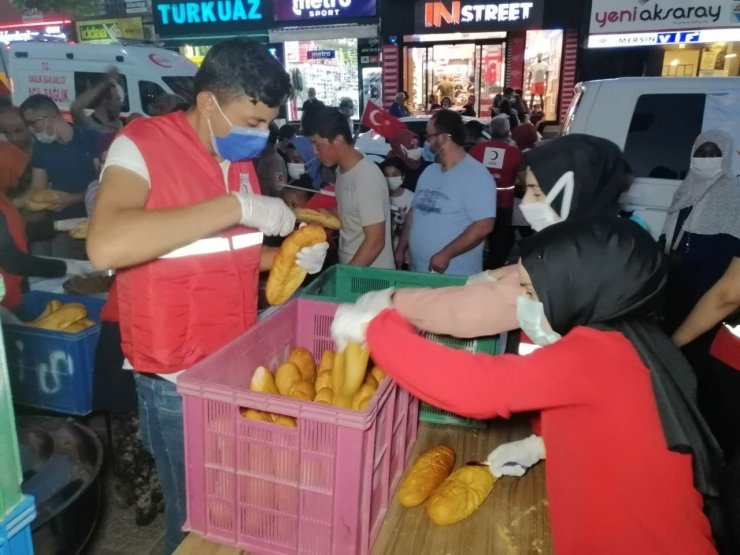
[[466, 270, 500, 285], [232, 192, 295, 237], [331, 288, 394, 350], [65, 259, 95, 276], [486, 434, 546, 478], [296, 242, 329, 274]]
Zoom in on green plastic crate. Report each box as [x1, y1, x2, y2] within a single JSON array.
[[0, 278, 23, 517], [301, 265, 503, 429]]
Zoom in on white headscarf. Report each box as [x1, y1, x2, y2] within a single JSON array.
[[661, 129, 740, 253]]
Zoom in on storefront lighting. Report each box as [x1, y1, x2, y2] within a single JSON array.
[[670, 59, 679, 66], [726, 53, 737, 58], [678, 44, 686, 49]]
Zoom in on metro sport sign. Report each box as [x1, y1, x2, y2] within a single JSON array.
[[589, 0, 740, 34], [414, 0, 544, 32], [273, 0, 377, 22]]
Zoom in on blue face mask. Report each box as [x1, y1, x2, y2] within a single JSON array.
[[422, 141, 437, 163], [208, 95, 269, 161]]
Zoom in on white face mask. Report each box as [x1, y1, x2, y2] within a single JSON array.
[[386, 176, 404, 191], [519, 170, 574, 231], [516, 296, 562, 346], [402, 145, 422, 161], [690, 157, 723, 179], [287, 163, 305, 181]]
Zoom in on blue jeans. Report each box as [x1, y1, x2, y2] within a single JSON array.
[[134, 373, 186, 554]]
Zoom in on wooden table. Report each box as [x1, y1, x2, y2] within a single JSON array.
[[175, 416, 552, 555]]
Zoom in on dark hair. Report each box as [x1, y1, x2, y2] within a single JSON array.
[[20, 94, 61, 116], [303, 106, 353, 145], [379, 157, 407, 175], [514, 88, 523, 96], [267, 122, 279, 145], [464, 120, 488, 143], [431, 109, 465, 147], [504, 87, 514, 96], [278, 123, 297, 141], [193, 38, 292, 107]]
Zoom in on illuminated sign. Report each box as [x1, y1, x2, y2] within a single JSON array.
[[272, 0, 377, 22], [76, 17, 145, 42], [153, 0, 272, 36], [414, 0, 543, 32], [0, 23, 70, 44], [587, 27, 740, 48], [307, 49, 336, 59]]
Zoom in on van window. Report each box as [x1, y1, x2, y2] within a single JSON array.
[[162, 76, 194, 102], [139, 81, 167, 116], [74, 72, 130, 113], [623, 94, 705, 180]]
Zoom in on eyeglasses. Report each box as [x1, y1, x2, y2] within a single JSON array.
[[426, 132, 449, 140], [25, 115, 49, 128]]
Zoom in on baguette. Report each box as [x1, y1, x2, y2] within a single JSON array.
[[69, 220, 89, 240], [289, 347, 316, 383], [293, 208, 342, 230], [33, 303, 88, 331], [265, 224, 327, 305], [26, 189, 59, 212], [426, 465, 495, 525], [397, 445, 456, 507]]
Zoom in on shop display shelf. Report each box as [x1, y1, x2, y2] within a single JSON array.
[[4, 292, 104, 416], [301, 265, 503, 429], [178, 298, 419, 555], [0, 495, 36, 555]]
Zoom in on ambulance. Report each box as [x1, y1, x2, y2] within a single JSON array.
[[1, 42, 197, 116]]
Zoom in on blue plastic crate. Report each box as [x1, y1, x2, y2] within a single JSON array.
[[0, 495, 35, 555], [4, 292, 105, 416]]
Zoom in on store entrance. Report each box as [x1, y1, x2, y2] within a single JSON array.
[[404, 41, 505, 117]]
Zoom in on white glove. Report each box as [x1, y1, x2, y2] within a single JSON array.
[[331, 288, 394, 350], [65, 259, 95, 276], [465, 270, 500, 286], [486, 434, 546, 478], [296, 242, 329, 274], [233, 192, 295, 237]]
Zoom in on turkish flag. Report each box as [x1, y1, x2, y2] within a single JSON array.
[[361, 101, 407, 139]]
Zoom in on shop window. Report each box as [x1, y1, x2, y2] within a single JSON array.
[[138, 81, 167, 116], [524, 30, 563, 122], [73, 71, 130, 113], [623, 94, 705, 180]]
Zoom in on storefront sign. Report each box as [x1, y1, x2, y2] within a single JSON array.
[[415, 0, 544, 32], [0, 22, 71, 44], [125, 0, 150, 15], [153, 0, 272, 37], [588, 27, 740, 48], [307, 49, 336, 59], [589, 0, 740, 35], [273, 0, 377, 22], [76, 17, 145, 42], [359, 37, 380, 65]]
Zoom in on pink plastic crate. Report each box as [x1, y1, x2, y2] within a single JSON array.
[[178, 298, 419, 555]]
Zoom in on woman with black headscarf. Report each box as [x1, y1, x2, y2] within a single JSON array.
[[340, 218, 722, 553]]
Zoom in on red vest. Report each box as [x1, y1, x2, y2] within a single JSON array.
[[0, 197, 28, 310], [469, 140, 523, 210], [116, 112, 263, 373], [710, 324, 740, 371]]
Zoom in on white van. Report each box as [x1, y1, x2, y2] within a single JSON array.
[[561, 77, 740, 238], [2, 42, 197, 116]]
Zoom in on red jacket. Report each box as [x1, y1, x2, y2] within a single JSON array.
[[0, 197, 27, 310], [367, 310, 715, 554], [710, 324, 740, 371], [116, 112, 263, 373], [469, 140, 522, 210]]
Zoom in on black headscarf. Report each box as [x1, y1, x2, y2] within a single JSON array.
[[523, 134, 629, 218], [520, 217, 722, 498]]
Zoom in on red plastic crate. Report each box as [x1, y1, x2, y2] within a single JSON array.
[[178, 299, 419, 555]]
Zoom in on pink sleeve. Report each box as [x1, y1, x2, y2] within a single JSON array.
[[367, 309, 596, 420], [392, 266, 520, 338]]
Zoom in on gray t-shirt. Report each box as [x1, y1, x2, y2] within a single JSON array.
[[336, 156, 394, 268]]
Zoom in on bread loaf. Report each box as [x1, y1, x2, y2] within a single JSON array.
[[318, 350, 334, 374], [26, 189, 59, 211], [315, 370, 332, 391], [69, 220, 89, 240], [33, 303, 88, 331], [426, 465, 495, 525], [288, 380, 315, 401], [397, 445, 456, 507], [293, 208, 342, 230], [351, 383, 376, 411], [271, 414, 297, 428], [289, 347, 316, 383], [265, 224, 327, 305], [63, 318, 95, 333], [275, 362, 302, 395], [240, 408, 272, 422], [250, 366, 279, 395], [314, 387, 333, 405]]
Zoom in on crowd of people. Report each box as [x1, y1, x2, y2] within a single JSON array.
[[1, 36, 739, 554]]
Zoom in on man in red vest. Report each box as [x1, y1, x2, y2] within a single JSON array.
[[87, 39, 327, 551]]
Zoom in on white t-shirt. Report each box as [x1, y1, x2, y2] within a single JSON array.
[[390, 188, 414, 249], [335, 156, 394, 268], [103, 135, 233, 382], [530, 62, 549, 84]]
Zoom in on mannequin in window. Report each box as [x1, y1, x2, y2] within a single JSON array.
[[527, 54, 549, 110]]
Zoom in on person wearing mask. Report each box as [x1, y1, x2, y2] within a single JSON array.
[[661, 130, 740, 334], [511, 112, 539, 151], [338, 97, 355, 136], [20, 94, 101, 221], [285, 136, 322, 189], [498, 99, 520, 132], [388, 92, 409, 118], [0, 141, 87, 312], [397, 109, 495, 276], [86, 39, 328, 552], [440, 97, 453, 110], [461, 94, 476, 117], [674, 257, 740, 553], [70, 68, 124, 134], [257, 123, 288, 197], [387, 129, 425, 192], [334, 217, 722, 554], [379, 158, 414, 252], [276, 123, 297, 163], [306, 107, 393, 268], [470, 117, 523, 269]]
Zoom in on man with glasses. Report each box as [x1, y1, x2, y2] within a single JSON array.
[[20, 94, 101, 221], [396, 109, 495, 276]]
